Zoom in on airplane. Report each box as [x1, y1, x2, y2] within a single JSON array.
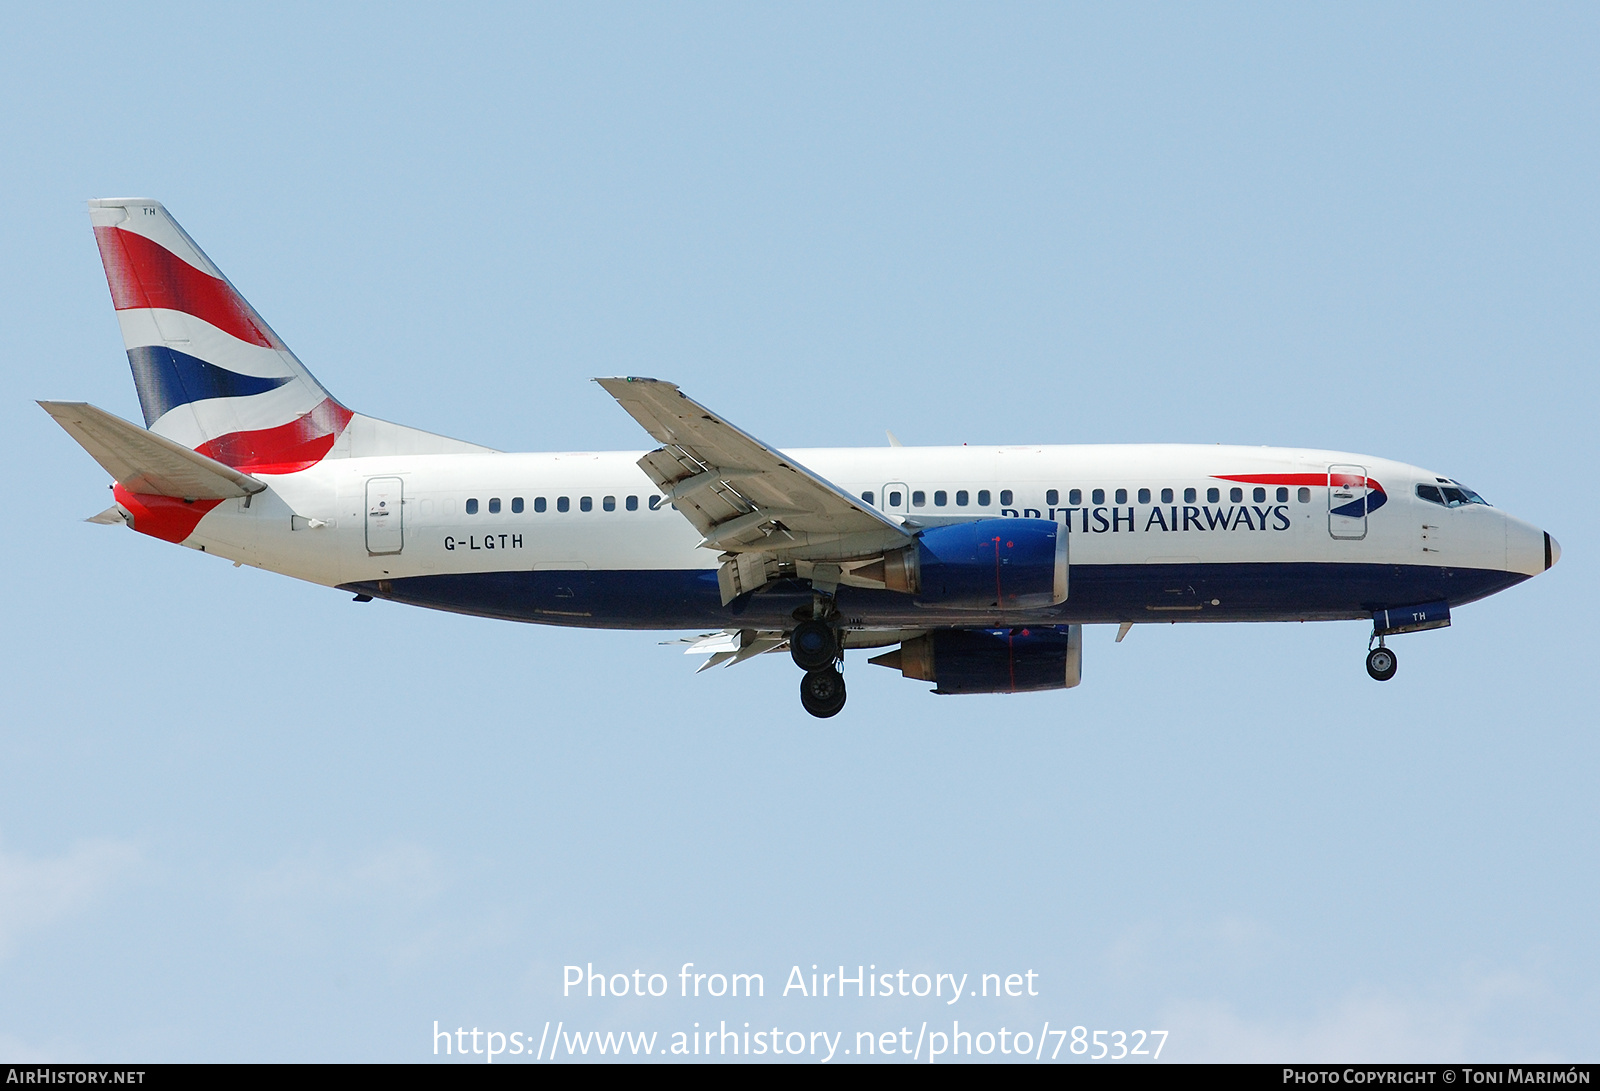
[[42, 199, 1560, 718]]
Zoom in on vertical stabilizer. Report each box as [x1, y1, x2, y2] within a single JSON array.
[[90, 199, 353, 473], [88, 199, 491, 473]]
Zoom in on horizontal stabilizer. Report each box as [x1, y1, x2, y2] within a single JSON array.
[[86, 505, 129, 525], [39, 400, 267, 499]]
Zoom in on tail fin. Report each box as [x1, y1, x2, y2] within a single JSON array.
[[88, 199, 491, 472]]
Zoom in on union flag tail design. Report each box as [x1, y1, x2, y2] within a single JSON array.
[[89, 199, 352, 474]]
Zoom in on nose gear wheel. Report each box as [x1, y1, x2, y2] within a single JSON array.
[[1366, 646, 1397, 681]]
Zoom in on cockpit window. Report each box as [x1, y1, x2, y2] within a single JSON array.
[[1441, 482, 1490, 507], [1420, 481, 1490, 507]]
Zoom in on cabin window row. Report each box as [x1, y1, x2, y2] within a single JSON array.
[[862, 489, 1002, 508], [860, 485, 1314, 508], [464, 495, 667, 515]]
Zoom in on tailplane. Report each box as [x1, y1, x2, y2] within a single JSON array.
[[88, 199, 489, 473]]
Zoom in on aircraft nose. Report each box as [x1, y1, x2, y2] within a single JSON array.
[[1546, 532, 1561, 570]]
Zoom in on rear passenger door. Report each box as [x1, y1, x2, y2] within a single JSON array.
[[365, 477, 404, 555]]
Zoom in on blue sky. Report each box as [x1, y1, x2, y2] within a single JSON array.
[[1, 2, 1595, 1062]]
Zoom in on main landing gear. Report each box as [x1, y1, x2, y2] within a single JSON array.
[[799, 665, 847, 718], [1366, 638, 1398, 682], [791, 606, 846, 718]]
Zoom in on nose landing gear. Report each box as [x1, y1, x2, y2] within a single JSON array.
[[1366, 639, 1398, 682]]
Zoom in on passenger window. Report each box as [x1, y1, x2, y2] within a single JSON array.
[[1298, 487, 1311, 503], [1092, 488, 1105, 505], [1229, 487, 1243, 503], [1416, 484, 1445, 505], [557, 496, 570, 513], [580, 496, 593, 512], [1115, 489, 1128, 504], [912, 490, 926, 507], [1069, 489, 1082, 505], [1137, 488, 1151, 504], [466, 498, 479, 515], [978, 490, 991, 506], [1184, 487, 1196, 503], [1161, 488, 1173, 504], [1000, 489, 1013, 506], [934, 490, 948, 507], [1046, 489, 1059, 506], [626, 495, 638, 511], [956, 490, 969, 506], [1253, 487, 1266, 503], [888, 490, 903, 506], [603, 495, 616, 511], [488, 497, 501, 514], [1276, 487, 1289, 503], [648, 495, 662, 510], [512, 497, 524, 513], [1207, 487, 1220, 503], [534, 497, 546, 513], [862, 490, 875, 505]]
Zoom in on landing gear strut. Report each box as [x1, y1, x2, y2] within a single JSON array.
[[1366, 639, 1398, 682], [800, 666, 847, 718]]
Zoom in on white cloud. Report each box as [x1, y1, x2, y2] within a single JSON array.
[[232, 842, 470, 968], [236, 842, 446, 910], [0, 837, 142, 956], [1161, 970, 1546, 1062]]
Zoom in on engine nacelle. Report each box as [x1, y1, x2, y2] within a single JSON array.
[[870, 626, 1083, 694], [867, 518, 1067, 610]]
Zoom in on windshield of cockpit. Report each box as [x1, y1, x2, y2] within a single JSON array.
[[1415, 479, 1491, 508]]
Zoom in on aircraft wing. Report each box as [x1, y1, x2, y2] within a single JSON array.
[[39, 400, 267, 500], [597, 378, 912, 601]]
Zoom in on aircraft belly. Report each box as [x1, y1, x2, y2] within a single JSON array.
[[340, 561, 1531, 630]]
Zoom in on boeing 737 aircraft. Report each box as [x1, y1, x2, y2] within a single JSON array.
[[43, 200, 1560, 717]]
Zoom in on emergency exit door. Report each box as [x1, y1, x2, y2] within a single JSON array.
[[366, 477, 404, 555], [879, 482, 910, 516]]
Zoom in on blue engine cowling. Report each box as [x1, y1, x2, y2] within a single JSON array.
[[909, 518, 1068, 610], [870, 626, 1084, 694]]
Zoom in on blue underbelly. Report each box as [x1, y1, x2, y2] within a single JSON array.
[[342, 563, 1529, 630]]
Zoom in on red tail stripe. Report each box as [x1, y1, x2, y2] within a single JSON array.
[[93, 226, 282, 350], [195, 398, 354, 474], [112, 486, 222, 544]]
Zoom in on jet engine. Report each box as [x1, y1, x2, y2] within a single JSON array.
[[858, 518, 1067, 610], [870, 626, 1083, 694]]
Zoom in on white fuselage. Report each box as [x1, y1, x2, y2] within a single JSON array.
[[179, 443, 1546, 633]]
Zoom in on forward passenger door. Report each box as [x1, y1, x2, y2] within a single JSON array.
[[1328, 464, 1368, 540]]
